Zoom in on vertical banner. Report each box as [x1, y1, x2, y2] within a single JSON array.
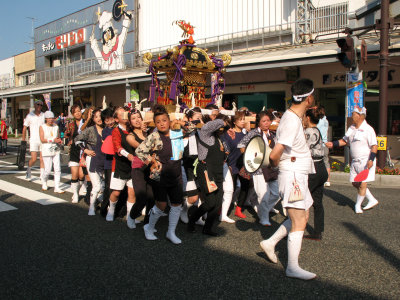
[[43, 93, 51, 111], [347, 82, 364, 117], [1, 98, 6, 119]]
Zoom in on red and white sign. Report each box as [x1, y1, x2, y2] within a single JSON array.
[[55, 28, 86, 49]]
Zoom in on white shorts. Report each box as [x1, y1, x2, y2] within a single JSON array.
[[30, 140, 41, 152], [110, 172, 133, 191], [68, 161, 80, 167], [278, 171, 313, 210], [349, 158, 376, 182]]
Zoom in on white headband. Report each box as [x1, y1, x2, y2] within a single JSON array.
[[292, 88, 314, 102]]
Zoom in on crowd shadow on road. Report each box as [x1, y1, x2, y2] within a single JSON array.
[[324, 188, 354, 209], [0, 195, 388, 299], [343, 222, 400, 273]]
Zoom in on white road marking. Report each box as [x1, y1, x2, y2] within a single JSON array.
[[0, 170, 40, 174], [0, 180, 66, 205], [16, 175, 72, 193], [0, 201, 18, 212]]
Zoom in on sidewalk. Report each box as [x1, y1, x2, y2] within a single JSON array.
[[329, 171, 400, 188]]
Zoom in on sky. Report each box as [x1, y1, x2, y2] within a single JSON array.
[[0, 0, 101, 60]]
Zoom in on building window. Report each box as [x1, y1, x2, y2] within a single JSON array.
[[47, 47, 85, 68], [49, 54, 64, 68], [69, 47, 85, 63]]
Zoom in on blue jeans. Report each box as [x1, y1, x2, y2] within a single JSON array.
[[0, 139, 7, 154]]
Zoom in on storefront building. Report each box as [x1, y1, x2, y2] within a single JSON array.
[[0, 0, 399, 158]]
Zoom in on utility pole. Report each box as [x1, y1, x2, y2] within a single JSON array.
[[377, 0, 390, 169]]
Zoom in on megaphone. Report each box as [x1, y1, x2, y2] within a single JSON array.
[[243, 135, 272, 174]]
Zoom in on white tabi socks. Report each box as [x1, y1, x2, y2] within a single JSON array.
[[71, 181, 79, 203], [260, 218, 291, 264], [286, 231, 316, 280], [106, 200, 117, 221], [88, 190, 99, 216], [54, 172, 64, 194], [126, 202, 136, 229], [144, 205, 164, 240], [40, 168, 45, 183], [167, 206, 183, 244], [180, 199, 192, 224], [258, 199, 271, 226], [26, 167, 32, 179], [220, 190, 235, 223], [79, 179, 87, 195], [363, 188, 379, 210], [355, 194, 365, 214]]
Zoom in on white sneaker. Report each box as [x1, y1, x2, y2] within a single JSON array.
[[127, 215, 136, 229], [260, 240, 278, 264], [166, 231, 182, 244], [220, 216, 235, 223], [355, 205, 363, 214], [324, 182, 331, 187], [88, 206, 95, 216], [363, 199, 379, 211], [54, 188, 65, 194], [42, 183, 48, 191], [71, 194, 79, 204], [26, 169, 31, 180], [144, 224, 158, 240]]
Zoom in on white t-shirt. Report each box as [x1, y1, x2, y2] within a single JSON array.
[[23, 112, 45, 142], [343, 120, 377, 160], [40, 124, 60, 156], [276, 110, 314, 174]]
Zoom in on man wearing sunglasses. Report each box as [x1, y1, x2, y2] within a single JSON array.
[[22, 100, 45, 180]]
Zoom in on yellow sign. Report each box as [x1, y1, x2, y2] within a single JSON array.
[[377, 136, 387, 151]]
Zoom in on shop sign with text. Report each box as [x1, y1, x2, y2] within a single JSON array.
[[55, 28, 86, 50], [323, 70, 396, 85], [42, 41, 55, 52]]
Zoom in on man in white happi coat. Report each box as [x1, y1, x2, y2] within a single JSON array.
[[326, 106, 378, 213], [22, 100, 45, 181], [260, 78, 317, 280]]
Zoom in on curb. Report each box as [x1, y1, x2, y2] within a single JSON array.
[[330, 172, 400, 188]]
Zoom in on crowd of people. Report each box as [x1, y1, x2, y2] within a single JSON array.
[[20, 78, 379, 280]]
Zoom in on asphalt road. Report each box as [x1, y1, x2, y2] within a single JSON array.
[[0, 142, 399, 299]]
